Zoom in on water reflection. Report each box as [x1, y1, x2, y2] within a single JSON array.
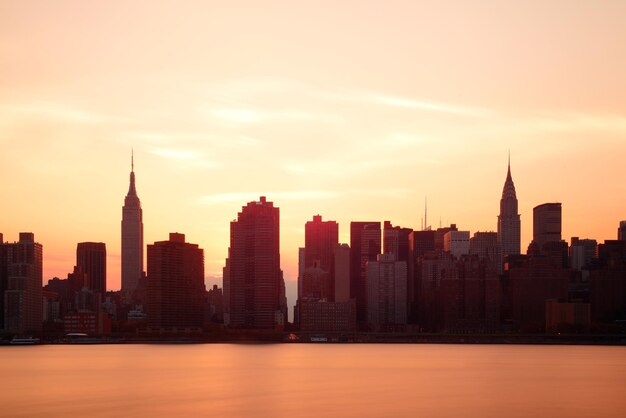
[[1, 344, 625, 418]]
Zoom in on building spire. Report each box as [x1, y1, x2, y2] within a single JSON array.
[[127, 150, 137, 197]]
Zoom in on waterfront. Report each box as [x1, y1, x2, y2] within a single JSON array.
[[1, 344, 625, 417]]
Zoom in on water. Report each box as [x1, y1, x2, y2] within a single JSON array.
[[1, 344, 625, 417]]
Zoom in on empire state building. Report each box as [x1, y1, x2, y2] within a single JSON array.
[[121, 153, 144, 295], [497, 156, 521, 257]]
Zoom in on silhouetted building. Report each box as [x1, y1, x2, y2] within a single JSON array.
[[334, 244, 351, 303], [224, 197, 287, 329], [590, 240, 626, 322], [533, 203, 562, 249], [619, 221, 626, 241], [300, 261, 331, 300], [444, 230, 470, 259], [497, 157, 521, 257], [545, 299, 590, 333], [350, 222, 381, 323], [383, 221, 412, 263], [206, 285, 224, 323], [298, 298, 357, 332], [76, 242, 106, 295], [1, 233, 43, 334], [366, 253, 407, 330], [505, 256, 570, 332], [415, 251, 501, 333], [570, 238, 597, 271], [0, 233, 5, 330], [64, 311, 111, 335], [147, 233, 206, 331], [121, 152, 144, 297], [435, 224, 457, 251], [304, 215, 338, 272], [440, 256, 502, 333], [470, 231, 502, 272], [408, 230, 436, 321]]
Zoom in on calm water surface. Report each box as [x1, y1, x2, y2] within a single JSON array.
[[1, 344, 625, 417]]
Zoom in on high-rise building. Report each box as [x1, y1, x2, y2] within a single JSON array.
[[570, 237, 597, 271], [299, 215, 338, 301], [497, 156, 521, 257], [76, 242, 106, 295], [366, 253, 407, 329], [350, 222, 381, 322], [334, 244, 351, 303], [470, 231, 503, 272], [223, 197, 286, 329], [1, 233, 43, 334], [619, 221, 626, 241], [304, 215, 338, 272], [533, 203, 562, 249], [444, 230, 470, 259], [435, 224, 458, 250], [147, 233, 205, 330], [383, 221, 412, 263], [0, 233, 6, 330], [121, 152, 144, 296]]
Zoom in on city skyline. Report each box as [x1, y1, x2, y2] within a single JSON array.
[[1, 1, 625, 304]]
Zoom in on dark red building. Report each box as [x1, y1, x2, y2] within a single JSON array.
[[147, 233, 205, 331], [224, 197, 287, 329], [76, 242, 106, 296], [350, 222, 381, 323]]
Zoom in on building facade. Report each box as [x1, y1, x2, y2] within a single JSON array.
[[350, 222, 381, 323], [76, 242, 106, 295], [444, 230, 470, 259], [366, 253, 407, 330], [533, 203, 562, 249], [1, 233, 43, 334], [147, 233, 205, 330], [224, 197, 286, 329]]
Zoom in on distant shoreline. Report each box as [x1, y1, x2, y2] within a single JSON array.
[[2, 334, 626, 346]]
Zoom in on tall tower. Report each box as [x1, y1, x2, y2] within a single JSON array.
[[121, 151, 144, 295], [497, 154, 521, 257], [223, 196, 286, 329], [350, 221, 381, 323], [1, 233, 43, 334]]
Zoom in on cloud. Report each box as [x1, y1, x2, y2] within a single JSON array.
[[150, 147, 221, 169], [197, 190, 340, 205], [0, 102, 117, 124]]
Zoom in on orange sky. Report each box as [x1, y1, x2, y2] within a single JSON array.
[[1, 1, 625, 308]]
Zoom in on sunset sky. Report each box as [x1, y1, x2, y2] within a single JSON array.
[[1, 1, 625, 308]]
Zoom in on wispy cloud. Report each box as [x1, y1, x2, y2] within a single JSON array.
[[0, 102, 117, 124], [150, 148, 221, 169], [197, 190, 339, 205], [367, 94, 492, 117]]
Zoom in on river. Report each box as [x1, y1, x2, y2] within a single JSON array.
[[1, 344, 625, 417]]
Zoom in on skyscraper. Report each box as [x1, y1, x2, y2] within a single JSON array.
[[147, 233, 205, 330], [497, 156, 521, 257], [121, 152, 143, 296], [304, 215, 339, 272], [223, 197, 286, 329], [619, 221, 626, 241], [350, 222, 381, 323], [366, 253, 407, 329], [76, 242, 106, 295], [1, 233, 43, 334], [533, 203, 562, 249], [383, 221, 412, 263]]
